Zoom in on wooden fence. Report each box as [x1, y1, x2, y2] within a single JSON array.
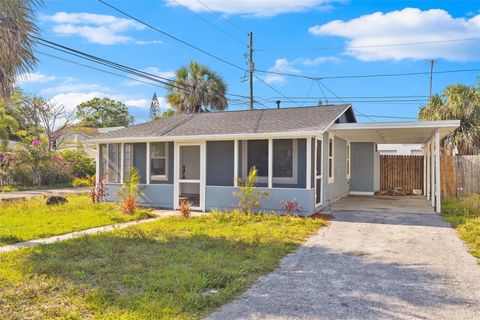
[[441, 155, 480, 197], [380, 155, 424, 192]]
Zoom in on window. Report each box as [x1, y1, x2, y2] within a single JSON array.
[[247, 140, 268, 177], [346, 142, 351, 179], [328, 134, 334, 183], [273, 139, 293, 178], [107, 143, 121, 183], [244, 139, 297, 184], [150, 142, 168, 180], [99, 144, 108, 179]]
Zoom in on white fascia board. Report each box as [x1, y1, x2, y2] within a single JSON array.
[[330, 120, 460, 131], [88, 131, 321, 144]]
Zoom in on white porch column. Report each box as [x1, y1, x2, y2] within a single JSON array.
[[426, 143, 430, 200], [233, 140, 238, 187], [146, 142, 151, 185], [435, 129, 441, 213], [306, 137, 312, 189], [423, 146, 426, 196], [430, 137, 435, 207], [120, 143, 124, 184], [268, 138, 273, 188], [95, 143, 100, 181]]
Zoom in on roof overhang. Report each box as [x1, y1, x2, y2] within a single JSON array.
[[329, 120, 460, 144]]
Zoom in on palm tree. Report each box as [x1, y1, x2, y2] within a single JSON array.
[[419, 84, 480, 155], [0, 0, 42, 97], [167, 61, 228, 113]]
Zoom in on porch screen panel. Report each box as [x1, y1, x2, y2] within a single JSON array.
[[247, 140, 268, 176], [273, 139, 293, 178], [123, 143, 134, 181], [107, 143, 121, 183], [99, 144, 108, 180]]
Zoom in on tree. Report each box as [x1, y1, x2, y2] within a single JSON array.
[[150, 92, 160, 119], [167, 61, 228, 113], [0, 103, 18, 150], [1, 0, 42, 97], [419, 84, 480, 155], [76, 97, 133, 128]]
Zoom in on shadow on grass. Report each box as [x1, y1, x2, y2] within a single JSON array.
[[0, 235, 24, 246]]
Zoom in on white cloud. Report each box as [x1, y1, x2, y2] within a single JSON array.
[[299, 56, 341, 66], [16, 72, 56, 85], [124, 67, 176, 86], [308, 8, 480, 61], [124, 98, 149, 108], [41, 82, 105, 95], [166, 0, 339, 17], [46, 12, 162, 45], [263, 58, 300, 85]]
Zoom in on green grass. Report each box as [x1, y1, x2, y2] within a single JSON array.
[[0, 195, 154, 246], [0, 211, 325, 319], [442, 194, 480, 258], [0, 183, 74, 193]]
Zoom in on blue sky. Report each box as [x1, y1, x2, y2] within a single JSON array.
[[17, 0, 480, 123]]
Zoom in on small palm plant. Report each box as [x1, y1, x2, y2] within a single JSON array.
[[234, 166, 270, 213], [118, 167, 142, 214]]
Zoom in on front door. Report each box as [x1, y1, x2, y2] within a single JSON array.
[[174, 143, 205, 211], [315, 138, 323, 206]]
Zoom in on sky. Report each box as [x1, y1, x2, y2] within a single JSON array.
[[17, 0, 480, 123]]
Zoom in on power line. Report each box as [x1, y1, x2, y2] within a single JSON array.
[[98, 0, 247, 72], [255, 75, 297, 105], [256, 37, 480, 52]]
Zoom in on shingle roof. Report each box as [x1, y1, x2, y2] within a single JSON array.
[[92, 105, 354, 141]]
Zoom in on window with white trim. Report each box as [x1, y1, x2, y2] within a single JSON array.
[[123, 143, 134, 181], [328, 134, 334, 183], [346, 142, 351, 179], [107, 143, 121, 183], [150, 142, 168, 181]]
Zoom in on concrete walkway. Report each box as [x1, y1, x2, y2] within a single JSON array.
[[0, 210, 203, 253], [0, 187, 89, 202], [207, 209, 480, 319]]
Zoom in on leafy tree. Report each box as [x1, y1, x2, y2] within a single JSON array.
[[76, 97, 133, 128], [0, 103, 18, 150], [60, 149, 95, 178], [150, 92, 160, 119], [167, 61, 228, 113], [419, 84, 480, 155], [0, 0, 42, 97]]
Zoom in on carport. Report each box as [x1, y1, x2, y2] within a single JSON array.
[[330, 120, 460, 214]]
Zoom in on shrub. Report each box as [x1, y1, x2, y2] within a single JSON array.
[[280, 199, 302, 215], [234, 166, 270, 213], [179, 200, 193, 218], [72, 177, 93, 187], [60, 149, 95, 178], [117, 168, 142, 214]]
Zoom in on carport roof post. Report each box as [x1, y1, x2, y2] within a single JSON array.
[[329, 120, 460, 144]]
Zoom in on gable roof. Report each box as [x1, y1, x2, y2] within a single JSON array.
[[91, 105, 354, 142]]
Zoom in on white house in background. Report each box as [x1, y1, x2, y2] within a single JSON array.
[[90, 105, 459, 214], [54, 126, 124, 158], [378, 144, 424, 156]]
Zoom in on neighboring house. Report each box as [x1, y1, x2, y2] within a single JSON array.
[[54, 126, 124, 157], [378, 144, 423, 155], [90, 105, 459, 214]]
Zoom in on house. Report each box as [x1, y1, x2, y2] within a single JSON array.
[[378, 144, 423, 155], [90, 105, 459, 215], [54, 126, 124, 157]]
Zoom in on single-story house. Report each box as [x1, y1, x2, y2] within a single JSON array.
[[90, 105, 459, 215]]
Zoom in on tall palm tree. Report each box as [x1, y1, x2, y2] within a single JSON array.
[[167, 61, 228, 113], [419, 84, 480, 155], [0, 0, 41, 97]]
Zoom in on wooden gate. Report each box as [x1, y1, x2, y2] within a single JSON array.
[[380, 155, 424, 192]]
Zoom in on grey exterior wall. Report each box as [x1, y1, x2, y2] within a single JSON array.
[[207, 141, 234, 186], [350, 142, 376, 193], [151, 142, 174, 185], [133, 143, 146, 184], [106, 183, 173, 208], [323, 133, 350, 203], [205, 186, 315, 215]]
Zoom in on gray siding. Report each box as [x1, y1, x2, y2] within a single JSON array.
[[105, 184, 174, 208], [207, 141, 234, 186], [350, 142, 376, 193], [151, 142, 174, 184], [324, 133, 350, 203], [205, 186, 315, 215]]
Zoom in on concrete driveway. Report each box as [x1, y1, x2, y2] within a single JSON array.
[[207, 199, 480, 320]]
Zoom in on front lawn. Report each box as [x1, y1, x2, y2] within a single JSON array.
[[0, 195, 153, 246], [0, 211, 324, 319], [442, 194, 480, 258]]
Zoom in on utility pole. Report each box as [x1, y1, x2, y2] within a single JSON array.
[[429, 60, 436, 103], [249, 32, 254, 110]]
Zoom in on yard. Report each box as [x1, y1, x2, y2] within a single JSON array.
[[442, 194, 480, 258], [0, 212, 324, 319], [0, 195, 153, 246]]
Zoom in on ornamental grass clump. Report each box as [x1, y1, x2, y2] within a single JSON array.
[[234, 166, 270, 213]]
